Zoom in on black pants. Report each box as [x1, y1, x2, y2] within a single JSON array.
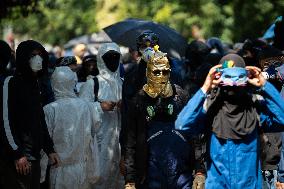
[[0, 158, 41, 189]]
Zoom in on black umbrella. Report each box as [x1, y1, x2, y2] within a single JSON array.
[[103, 18, 188, 59]]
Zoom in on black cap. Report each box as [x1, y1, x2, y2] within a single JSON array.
[[219, 54, 246, 68], [82, 55, 97, 64]]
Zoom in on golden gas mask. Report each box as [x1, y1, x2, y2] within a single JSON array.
[[143, 48, 173, 98], [147, 57, 170, 85]]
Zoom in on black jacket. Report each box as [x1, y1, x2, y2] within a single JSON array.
[[121, 59, 183, 154], [261, 132, 282, 170], [124, 84, 190, 183], [0, 40, 54, 161]]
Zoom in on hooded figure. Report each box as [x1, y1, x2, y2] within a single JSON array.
[[0, 40, 59, 189], [176, 54, 284, 189], [93, 42, 124, 189], [42, 66, 103, 189], [182, 40, 211, 97], [0, 40, 12, 78]]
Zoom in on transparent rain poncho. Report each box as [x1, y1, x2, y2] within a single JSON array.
[[80, 43, 124, 189], [41, 66, 103, 189]]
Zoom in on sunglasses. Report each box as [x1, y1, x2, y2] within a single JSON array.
[[152, 69, 170, 76]]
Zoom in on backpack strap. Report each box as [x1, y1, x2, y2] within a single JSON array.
[[93, 76, 99, 101]]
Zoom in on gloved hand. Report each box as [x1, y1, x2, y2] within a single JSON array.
[[192, 173, 205, 189], [125, 183, 136, 189]]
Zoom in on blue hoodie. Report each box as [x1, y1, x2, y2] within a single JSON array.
[[175, 82, 284, 189]]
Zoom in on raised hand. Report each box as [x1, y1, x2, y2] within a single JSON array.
[[201, 64, 222, 93], [246, 66, 266, 87]]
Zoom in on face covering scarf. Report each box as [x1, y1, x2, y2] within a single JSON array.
[[207, 55, 258, 139], [102, 51, 120, 72], [206, 85, 259, 140]]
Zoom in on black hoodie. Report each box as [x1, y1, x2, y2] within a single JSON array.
[[0, 40, 55, 161]]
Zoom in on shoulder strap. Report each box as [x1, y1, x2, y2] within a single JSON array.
[[93, 76, 99, 101]]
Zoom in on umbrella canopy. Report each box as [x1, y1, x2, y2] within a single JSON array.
[[64, 31, 112, 49], [63, 31, 113, 55], [103, 18, 188, 59], [63, 35, 90, 49]]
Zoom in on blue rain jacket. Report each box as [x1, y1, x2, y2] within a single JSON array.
[[175, 82, 284, 189]]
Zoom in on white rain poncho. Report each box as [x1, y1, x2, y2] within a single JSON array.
[[81, 43, 124, 189], [42, 66, 103, 189]]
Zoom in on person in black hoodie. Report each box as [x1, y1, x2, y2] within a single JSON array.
[[0, 40, 59, 189]]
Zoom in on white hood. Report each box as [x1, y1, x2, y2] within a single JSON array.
[[96, 42, 122, 102], [51, 66, 77, 99], [97, 42, 121, 81]]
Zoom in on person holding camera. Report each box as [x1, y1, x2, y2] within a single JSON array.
[[175, 54, 284, 189]]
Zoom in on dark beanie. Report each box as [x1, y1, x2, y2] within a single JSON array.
[[219, 53, 246, 68]]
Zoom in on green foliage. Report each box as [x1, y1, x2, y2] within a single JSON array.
[[1, 0, 284, 45], [1, 0, 97, 45]]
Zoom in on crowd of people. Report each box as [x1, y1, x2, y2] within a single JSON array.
[[0, 17, 284, 189]]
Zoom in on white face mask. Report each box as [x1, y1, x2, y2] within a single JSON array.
[[29, 55, 43, 72]]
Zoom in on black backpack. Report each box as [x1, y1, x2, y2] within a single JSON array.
[[93, 76, 99, 101]]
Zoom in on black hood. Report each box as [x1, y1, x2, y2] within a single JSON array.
[[185, 40, 210, 70], [15, 40, 48, 79], [0, 40, 12, 74]]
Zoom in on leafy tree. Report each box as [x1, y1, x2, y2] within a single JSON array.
[[1, 0, 283, 46], [1, 0, 97, 45]]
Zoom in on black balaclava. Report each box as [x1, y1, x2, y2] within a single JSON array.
[[102, 50, 120, 72], [16, 40, 48, 79], [208, 54, 259, 140], [0, 40, 12, 74]]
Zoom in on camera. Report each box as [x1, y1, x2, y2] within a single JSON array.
[[261, 63, 283, 81]]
